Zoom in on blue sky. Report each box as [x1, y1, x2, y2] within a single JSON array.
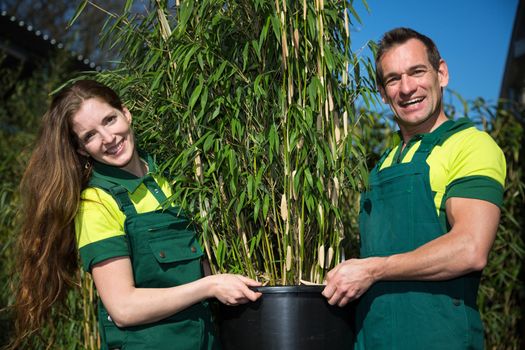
[[350, 0, 519, 111]]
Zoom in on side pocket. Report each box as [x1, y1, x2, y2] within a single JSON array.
[[99, 306, 126, 349]]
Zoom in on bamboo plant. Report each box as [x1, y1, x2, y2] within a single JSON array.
[[74, 0, 377, 285]]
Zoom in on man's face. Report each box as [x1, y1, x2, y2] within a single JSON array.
[[378, 38, 449, 134]]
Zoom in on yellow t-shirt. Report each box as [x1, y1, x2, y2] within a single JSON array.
[[378, 118, 505, 227], [75, 154, 175, 271]]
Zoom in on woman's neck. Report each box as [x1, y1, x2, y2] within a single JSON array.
[[122, 151, 148, 177]]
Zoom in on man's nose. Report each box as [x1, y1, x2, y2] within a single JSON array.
[[399, 75, 416, 95]]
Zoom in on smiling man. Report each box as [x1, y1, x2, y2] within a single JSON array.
[[322, 28, 506, 349]]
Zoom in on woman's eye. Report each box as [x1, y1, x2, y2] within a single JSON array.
[[102, 114, 117, 126], [84, 132, 95, 143]]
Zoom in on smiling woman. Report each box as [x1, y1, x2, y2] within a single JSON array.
[[72, 98, 141, 175], [9, 79, 261, 350]]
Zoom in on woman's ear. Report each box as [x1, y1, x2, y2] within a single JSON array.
[[76, 147, 89, 157], [123, 107, 132, 125]]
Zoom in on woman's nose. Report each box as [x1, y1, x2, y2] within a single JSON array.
[[99, 129, 115, 144]]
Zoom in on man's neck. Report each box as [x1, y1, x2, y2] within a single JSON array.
[[399, 113, 448, 146]]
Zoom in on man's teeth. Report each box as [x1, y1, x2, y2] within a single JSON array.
[[400, 98, 424, 106]]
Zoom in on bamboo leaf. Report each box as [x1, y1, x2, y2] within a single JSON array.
[[254, 198, 260, 222], [242, 42, 250, 71], [124, 0, 133, 13], [247, 175, 254, 200], [188, 79, 203, 110], [270, 14, 281, 42], [262, 193, 270, 219], [258, 16, 272, 55], [236, 191, 246, 216], [203, 132, 215, 153], [200, 86, 209, 111], [177, 1, 195, 35], [68, 0, 88, 27], [183, 46, 199, 70], [304, 168, 314, 188]]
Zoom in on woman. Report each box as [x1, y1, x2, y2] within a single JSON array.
[[12, 79, 261, 349]]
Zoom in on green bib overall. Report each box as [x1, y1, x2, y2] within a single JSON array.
[[356, 121, 484, 349], [90, 177, 218, 350]]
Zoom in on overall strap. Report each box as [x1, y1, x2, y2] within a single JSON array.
[[371, 148, 393, 176], [89, 178, 137, 216], [411, 133, 442, 162]]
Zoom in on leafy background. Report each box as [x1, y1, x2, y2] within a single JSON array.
[[0, 1, 523, 349]]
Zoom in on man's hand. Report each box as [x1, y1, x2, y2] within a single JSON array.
[[322, 198, 500, 308], [322, 257, 383, 307]]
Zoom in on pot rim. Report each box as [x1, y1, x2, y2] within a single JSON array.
[[250, 285, 325, 294]]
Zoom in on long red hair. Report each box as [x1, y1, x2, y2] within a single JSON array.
[[10, 80, 124, 348]]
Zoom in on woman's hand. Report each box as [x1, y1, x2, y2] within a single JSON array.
[[92, 258, 262, 327], [206, 274, 262, 305]]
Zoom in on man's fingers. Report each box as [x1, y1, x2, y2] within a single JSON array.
[[337, 296, 350, 307], [321, 284, 335, 299]]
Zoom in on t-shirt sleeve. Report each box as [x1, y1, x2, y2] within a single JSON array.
[[445, 130, 506, 207], [75, 188, 130, 272]]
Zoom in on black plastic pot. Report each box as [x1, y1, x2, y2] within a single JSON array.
[[218, 285, 355, 350]]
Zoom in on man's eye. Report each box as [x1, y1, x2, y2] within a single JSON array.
[[385, 77, 399, 86]]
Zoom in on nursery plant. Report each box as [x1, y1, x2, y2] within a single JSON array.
[[75, 0, 378, 285], [1, 1, 522, 347]]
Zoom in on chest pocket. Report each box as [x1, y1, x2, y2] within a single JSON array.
[[125, 210, 204, 288]]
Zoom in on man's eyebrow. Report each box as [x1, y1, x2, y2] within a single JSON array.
[[408, 64, 429, 71], [383, 64, 429, 80]]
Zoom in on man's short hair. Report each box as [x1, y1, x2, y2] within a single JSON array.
[[375, 27, 442, 88]]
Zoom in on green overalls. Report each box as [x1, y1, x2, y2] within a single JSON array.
[[356, 121, 484, 349], [90, 174, 218, 350]]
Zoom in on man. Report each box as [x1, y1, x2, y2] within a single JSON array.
[[322, 27, 506, 349]]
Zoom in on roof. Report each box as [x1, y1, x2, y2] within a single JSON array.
[[0, 10, 101, 71]]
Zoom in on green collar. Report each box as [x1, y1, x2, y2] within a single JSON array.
[[91, 151, 157, 193], [394, 117, 472, 146], [392, 117, 473, 163]]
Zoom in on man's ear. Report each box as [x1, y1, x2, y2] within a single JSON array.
[[438, 59, 449, 88], [379, 86, 387, 103], [123, 107, 132, 124]]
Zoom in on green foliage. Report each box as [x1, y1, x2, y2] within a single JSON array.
[[0, 56, 56, 348], [465, 99, 524, 350], [86, 0, 377, 285], [0, 54, 99, 349], [1, 1, 521, 348]]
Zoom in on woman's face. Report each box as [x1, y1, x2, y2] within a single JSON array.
[[72, 98, 137, 171]]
